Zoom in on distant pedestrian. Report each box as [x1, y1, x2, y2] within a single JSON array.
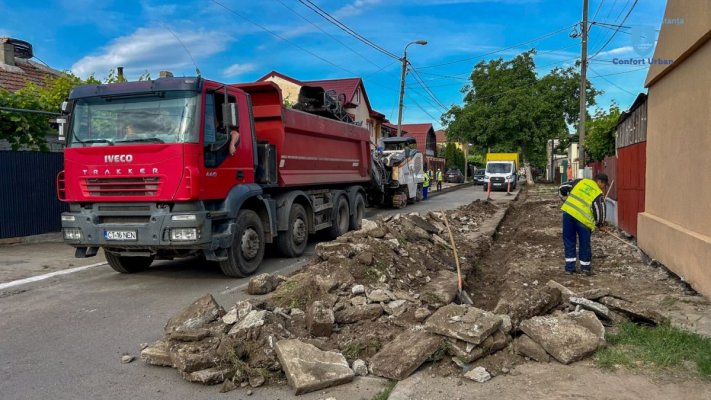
[[559, 174, 608, 275], [436, 168, 443, 191], [422, 170, 430, 200]]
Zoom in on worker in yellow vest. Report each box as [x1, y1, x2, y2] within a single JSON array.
[[422, 169, 430, 200], [436, 168, 443, 191], [559, 174, 608, 275]]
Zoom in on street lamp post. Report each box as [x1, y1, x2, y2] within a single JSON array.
[[396, 40, 427, 137]]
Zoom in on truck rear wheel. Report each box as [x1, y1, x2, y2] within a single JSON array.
[[329, 195, 350, 239], [276, 203, 308, 258], [105, 252, 154, 273], [219, 210, 265, 277], [349, 193, 365, 231]]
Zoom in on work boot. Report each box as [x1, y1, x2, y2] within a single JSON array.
[[581, 269, 594, 276]]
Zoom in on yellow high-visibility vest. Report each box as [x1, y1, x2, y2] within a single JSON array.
[[436, 171, 443, 181], [561, 178, 603, 230], [423, 173, 430, 187]]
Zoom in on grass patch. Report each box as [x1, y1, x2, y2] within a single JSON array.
[[342, 339, 383, 361], [428, 340, 450, 363], [595, 322, 711, 379], [269, 277, 320, 309], [372, 380, 397, 400]]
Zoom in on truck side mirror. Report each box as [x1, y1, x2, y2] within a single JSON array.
[[57, 117, 67, 142], [222, 103, 239, 129]]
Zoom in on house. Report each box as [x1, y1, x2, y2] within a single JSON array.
[[0, 37, 61, 92], [0, 38, 66, 240], [258, 71, 388, 147], [637, 1, 711, 297], [401, 123, 445, 172]]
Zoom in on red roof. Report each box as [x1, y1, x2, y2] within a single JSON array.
[[0, 58, 60, 92], [435, 129, 447, 144], [401, 123, 435, 154]]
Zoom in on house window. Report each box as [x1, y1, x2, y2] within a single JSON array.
[[366, 119, 374, 134], [353, 89, 360, 104]]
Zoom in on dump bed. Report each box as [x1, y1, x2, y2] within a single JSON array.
[[234, 82, 370, 188], [485, 153, 519, 170]]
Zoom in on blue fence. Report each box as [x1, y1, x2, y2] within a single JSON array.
[[0, 151, 67, 238]]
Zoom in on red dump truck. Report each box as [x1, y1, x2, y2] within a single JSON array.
[[57, 77, 424, 277]]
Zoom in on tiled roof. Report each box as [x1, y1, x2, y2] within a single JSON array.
[[435, 129, 447, 144], [401, 123, 435, 154], [0, 59, 61, 92]]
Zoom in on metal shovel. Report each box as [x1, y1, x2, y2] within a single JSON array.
[[442, 211, 474, 305]]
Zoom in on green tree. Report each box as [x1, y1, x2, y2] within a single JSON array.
[[444, 142, 465, 172], [0, 70, 132, 151], [441, 50, 599, 182], [584, 103, 620, 161]]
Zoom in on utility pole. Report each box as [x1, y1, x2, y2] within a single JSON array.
[[396, 40, 427, 137], [578, 0, 589, 164]]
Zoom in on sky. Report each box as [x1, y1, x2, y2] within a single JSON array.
[[0, 0, 668, 128]]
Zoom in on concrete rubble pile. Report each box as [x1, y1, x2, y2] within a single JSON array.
[[140, 199, 665, 394]]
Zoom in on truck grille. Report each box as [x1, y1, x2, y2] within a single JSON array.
[[82, 177, 161, 197], [491, 177, 505, 183]]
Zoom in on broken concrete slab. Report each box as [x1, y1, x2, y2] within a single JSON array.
[[227, 310, 271, 338], [247, 273, 286, 295], [222, 301, 253, 325], [315, 242, 357, 261], [424, 304, 502, 345], [520, 315, 600, 364], [598, 296, 667, 325], [566, 310, 606, 341], [570, 297, 611, 320], [164, 294, 225, 336], [169, 337, 222, 373], [577, 287, 610, 300], [275, 339, 354, 395], [181, 366, 233, 385], [447, 330, 510, 363], [546, 280, 576, 303], [384, 299, 408, 317], [307, 301, 335, 337], [496, 286, 562, 329], [352, 359, 368, 376], [356, 252, 374, 266], [414, 307, 431, 322], [141, 339, 173, 367], [335, 304, 383, 324], [420, 270, 459, 304], [369, 330, 442, 380], [367, 289, 394, 303], [464, 366, 491, 383], [514, 334, 550, 363]]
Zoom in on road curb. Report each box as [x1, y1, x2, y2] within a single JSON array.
[[428, 182, 470, 198]]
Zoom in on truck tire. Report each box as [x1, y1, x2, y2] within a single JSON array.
[[349, 193, 365, 231], [219, 210, 265, 277], [276, 203, 308, 258], [329, 195, 350, 239], [105, 252, 154, 273]]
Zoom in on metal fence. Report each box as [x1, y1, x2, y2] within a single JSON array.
[[0, 151, 66, 238]]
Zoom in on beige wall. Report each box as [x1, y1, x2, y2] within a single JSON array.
[[638, 38, 711, 298], [263, 76, 301, 105]]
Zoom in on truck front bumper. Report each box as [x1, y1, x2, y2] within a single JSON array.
[[60, 203, 230, 256]]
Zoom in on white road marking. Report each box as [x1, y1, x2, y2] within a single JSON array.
[[0, 262, 107, 291]]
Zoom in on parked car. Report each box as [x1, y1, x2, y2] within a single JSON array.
[[444, 168, 464, 183], [473, 169, 486, 185]]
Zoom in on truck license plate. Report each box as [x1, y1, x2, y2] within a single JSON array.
[[104, 230, 137, 241]]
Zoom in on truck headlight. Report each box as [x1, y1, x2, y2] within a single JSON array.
[[171, 214, 197, 221], [171, 228, 198, 241], [61, 215, 76, 222], [63, 228, 82, 240]]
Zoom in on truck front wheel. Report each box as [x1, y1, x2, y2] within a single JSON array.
[[276, 203, 308, 258], [220, 210, 265, 277], [105, 252, 154, 273]]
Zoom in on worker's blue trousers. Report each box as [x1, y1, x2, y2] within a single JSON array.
[[562, 212, 592, 273], [422, 186, 429, 200]]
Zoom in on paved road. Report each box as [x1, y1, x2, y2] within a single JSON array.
[[0, 184, 517, 400]]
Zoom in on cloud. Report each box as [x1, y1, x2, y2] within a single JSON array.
[[594, 46, 635, 58], [71, 27, 227, 78], [223, 63, 258, 78], [333, 0, 383, 18]]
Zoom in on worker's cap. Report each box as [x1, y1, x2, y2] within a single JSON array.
[[595, 173, 609, 184]]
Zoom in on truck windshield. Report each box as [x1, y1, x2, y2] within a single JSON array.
[[68, 91, 199, 147], [486, 163, 512, 174]]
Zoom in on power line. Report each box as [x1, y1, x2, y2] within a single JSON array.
[[589, 0, 638, 60], [587, 0, 621, 55], [591, 0, 605, 20], [297, 0, 400, 60], [274, 0, 383, 69], [408, 66, 448, 111], [210, 0, 360, 76], [589, 67, 638, 95], [417, 24, 577, 70]]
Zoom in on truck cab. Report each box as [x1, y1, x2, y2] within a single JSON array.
[[484, 160, 518, 191]]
